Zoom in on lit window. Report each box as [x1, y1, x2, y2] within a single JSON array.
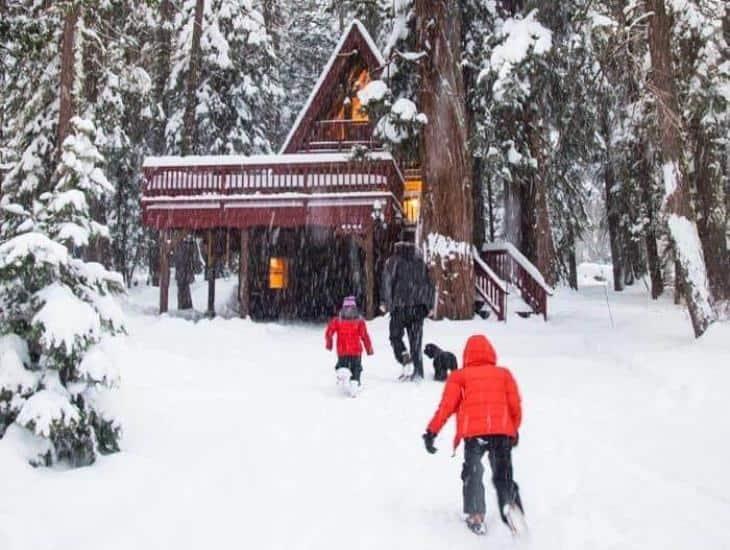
[[269, 257, 288, 289], [404, 179, 422, 194], [404, 198, 420, 224]]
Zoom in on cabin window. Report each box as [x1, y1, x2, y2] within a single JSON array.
[[269, 257, 289, 289], [403, 178, 422, 224]]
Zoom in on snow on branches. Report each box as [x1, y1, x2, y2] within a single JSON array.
[[0, 117, 125, 467], [358, 79, 426, 147]]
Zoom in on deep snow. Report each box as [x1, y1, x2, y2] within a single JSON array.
[[1, 271, 729, 550]]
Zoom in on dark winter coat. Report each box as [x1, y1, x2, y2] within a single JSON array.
[[325, 307, 374, 357], [381, 242, 435, 311], [427, 335, 521, 450]]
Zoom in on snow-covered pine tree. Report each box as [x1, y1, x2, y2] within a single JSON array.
[[0, 117, 124, 466], [81, 2, 156, 286], [279, 0, 338, 139], [167, 0, 283, 155]]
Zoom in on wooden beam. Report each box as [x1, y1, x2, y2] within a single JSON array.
[[364, 225, 375, 320], [207, 229, 216, 317], [159, 229, 171, 314], [239, 228, 250, 318]]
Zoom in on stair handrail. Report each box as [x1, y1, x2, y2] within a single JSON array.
[[472, 247, 508, 321], [482, 242, 553, 320]]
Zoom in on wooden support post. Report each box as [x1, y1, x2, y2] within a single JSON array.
[[225, 228, 231, 271], [364, 225, 375, 320], [207, 229, 216, 317], [239, 228, 250, 318], [159, 229, 171, 314]]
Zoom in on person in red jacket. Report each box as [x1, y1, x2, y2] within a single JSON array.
[[422, 334, 525, 536], [325, 296, 373, 396]]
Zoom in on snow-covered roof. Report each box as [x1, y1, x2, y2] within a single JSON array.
[[279, 20, 386, 154], [143, 151, 396, 169]]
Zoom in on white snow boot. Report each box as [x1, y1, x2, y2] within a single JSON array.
[[347, 380, 361, 398], [336, 368, 350, 387]]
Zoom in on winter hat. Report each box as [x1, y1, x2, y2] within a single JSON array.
[[342, 295, 357, 308]]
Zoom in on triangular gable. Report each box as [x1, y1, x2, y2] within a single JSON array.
[[280, 20, 386, 154]]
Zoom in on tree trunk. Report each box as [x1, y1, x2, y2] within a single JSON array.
[[152, 0, 174, 155], [416, 0, 474, 320], [57, 2, 80, 152], [526, 112, 558, 287], [472, 156, 486, 249], [567, 223, 578, 290], [601, 108, 624, 292], [638, 141, 664, 299], [646, 0, 715, 337], [486, 172, 495, 241], [181, 0, 205, 156], [693, 124, 730, 303]]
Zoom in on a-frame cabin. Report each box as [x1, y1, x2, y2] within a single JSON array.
[[141, 20, 553, 322], [142, 21, 419, 321]]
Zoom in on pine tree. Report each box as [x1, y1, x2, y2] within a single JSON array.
[[0, 118, 124, 466]]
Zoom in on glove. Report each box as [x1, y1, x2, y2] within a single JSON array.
[[511, 432, 519, 448], [422, 431, 437, 454]]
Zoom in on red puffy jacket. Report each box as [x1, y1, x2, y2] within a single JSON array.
[[427, 334, 521, 450], [325, 317, 373, 357]]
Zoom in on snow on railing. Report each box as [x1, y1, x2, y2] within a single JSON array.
[[482, 241, 553, 295]]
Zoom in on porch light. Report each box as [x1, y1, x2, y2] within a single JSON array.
[[269, 257, 288, 289]]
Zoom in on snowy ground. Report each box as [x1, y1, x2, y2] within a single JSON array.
[[2, 270, 730, 550]]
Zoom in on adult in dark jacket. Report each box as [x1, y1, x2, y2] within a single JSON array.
[[380, 241, 434, 380]]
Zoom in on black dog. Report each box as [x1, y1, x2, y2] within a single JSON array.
[[423, 343, 458, 381]]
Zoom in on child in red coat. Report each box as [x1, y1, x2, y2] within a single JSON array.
[[325, 296, 373, 396]]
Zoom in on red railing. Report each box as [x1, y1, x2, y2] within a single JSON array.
[[305, 120, 377, 150], [482, 249, 550, 320], [142, 160, 403, 200], [473, 251, 507, 321]]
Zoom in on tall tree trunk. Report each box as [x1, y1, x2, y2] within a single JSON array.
[[181, 0, 205, 156], [601, 108, 625, 291], [152, 0, 174, 155], [148, 0, 175, 286], [527, 112, 558, 287], [486, 171, 495, 242], [472, 156, 486, 249], [646, 0, 715, 337], [567, 223, 578, 290], [638, 141, 664, 298], [58, 2, 80, 152], [416, 0, 474, 320], [693, 124, 730, 303]]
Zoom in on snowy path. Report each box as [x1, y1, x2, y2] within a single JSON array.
[[1, 280, 729, 550]]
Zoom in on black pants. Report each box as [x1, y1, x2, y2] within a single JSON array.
[[335, 356, 362, 383], [462, 436, 523, 522], [389, 306, 427, 377]]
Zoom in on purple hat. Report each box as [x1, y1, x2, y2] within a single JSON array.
[[342, 295, 357, 308]]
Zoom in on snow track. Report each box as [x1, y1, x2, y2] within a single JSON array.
[[1, 278, 729, 549]]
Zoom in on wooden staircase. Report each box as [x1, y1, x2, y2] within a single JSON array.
[[472, 243, 553, 321]]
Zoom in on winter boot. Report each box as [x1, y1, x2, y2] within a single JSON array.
[[466, 514, 486, 536], [336, 368, 351, 387], [347, 379, 361, 398], [503, 503, 528, 536]]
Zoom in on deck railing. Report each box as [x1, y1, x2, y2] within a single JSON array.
[[305, 120, 376, 150], [143, 160, 402, 199]]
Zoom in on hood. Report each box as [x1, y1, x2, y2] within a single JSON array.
[[339, 306, 361, 320], [394, 241, 416, 260], [462, 335, 497, 368]]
